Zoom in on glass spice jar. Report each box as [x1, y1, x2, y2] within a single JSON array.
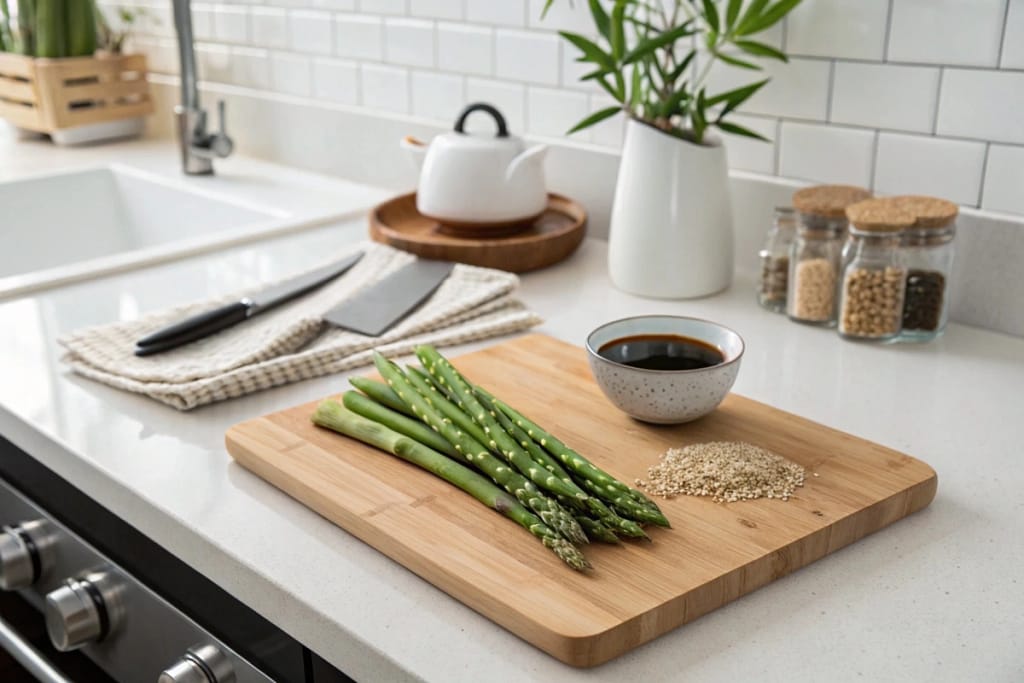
[[892, 196, 958, 341], [787, 185, 871, 326], [838, 199, 916, 342], [757, 207, 797, 313]]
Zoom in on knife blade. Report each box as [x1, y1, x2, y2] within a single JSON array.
[[323, 259, 455, 337], [134, 251, 365, 356]]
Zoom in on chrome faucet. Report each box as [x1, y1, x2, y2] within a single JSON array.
[[172, 0, 233, 175]]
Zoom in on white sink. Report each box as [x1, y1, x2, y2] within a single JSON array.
[[0, 165, 293, 299]]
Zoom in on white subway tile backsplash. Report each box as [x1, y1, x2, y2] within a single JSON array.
[[335, 15, 384, 60], [937, 69, 1024, 145], [874, 133, 986, 205], [437, 24, 493, 75], [130, 0, 1024, 217], [779, 122, 875, 186], [466, 0, 525, 27], [706, 57, 831, 121], [231, 47, 272, 89], [290, 10, 334, 55], [313, 58, 360, 105], [213, 5, 249, 44], [465, 78, 526, 133], [1001, 0, 1024, 68], [495, 30, 560, 85], [981, 145, 1024, 215], [271, 52, 313, 97], [251, 8, 288, 49], [385, 18, 435, 67], [191, 5, 216, 41], [359, 0, 407, 15], [409, 0, 462, 20], [527, 0, 591, 33], [888, 0, 1007, 67], [830, 62, 940, 134], [361, 64, 410, 113], [527, 86, 590, 140], [785, 0, 889, 60], [720, 115, 777, 175], [411, 71, 465, 121]]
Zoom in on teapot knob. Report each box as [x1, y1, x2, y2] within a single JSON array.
[[454, 103, 509, 138]]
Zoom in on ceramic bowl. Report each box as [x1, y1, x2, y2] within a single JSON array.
[[585, 315, 745, 424]]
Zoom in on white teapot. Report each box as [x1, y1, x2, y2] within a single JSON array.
[[401, 103, 548, 227]]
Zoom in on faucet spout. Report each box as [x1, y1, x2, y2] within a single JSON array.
[[173, 0, 233, 175]]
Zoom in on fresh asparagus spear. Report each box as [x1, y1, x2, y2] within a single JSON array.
[[349, 377, 415, 417], [413, 348, 590, 505], [477, 389, 649, 540], [342, 391, 453, 456], [404, 367, 490, 450], [312, 401, 590, 571], [372, 354, 587, 546], [474, 384, 671, 528], [573, 514, 620, 544]]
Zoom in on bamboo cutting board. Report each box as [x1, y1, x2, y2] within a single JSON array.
[[225, 334, 937, 667]]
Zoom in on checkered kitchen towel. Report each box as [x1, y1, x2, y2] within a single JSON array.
[[59, 243, 542, 410]]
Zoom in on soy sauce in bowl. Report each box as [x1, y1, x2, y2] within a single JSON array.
[[598, 334, 724, 371]]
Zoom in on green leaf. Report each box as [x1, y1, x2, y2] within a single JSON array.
[[735, 0, 770, 33], [705, 27, 718, 52], [622, 20, 695, 64], [663, 85, 691, 116], [716, 51, 762, 70], [596, 75, 626, 103], [737, 0, 802, 36], [568, 106, 623, 134], [705, 78, 768, 116], [669, 50, 696, 82], [610, 0, 626, 60], [587, 0, 611, 39], [725, 0, 743, 29], [580, 67, 613, 81], [715, 120, 770, 141], [692, 89, 709, 144], [701, 0, 720, 33], [630, 64, 643, 106], [559, 30, 615, 70], [733, 39, 788, 61], [541, 0, 555, 20]]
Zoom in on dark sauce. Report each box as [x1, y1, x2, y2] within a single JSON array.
[[598, 334, 724, 371]]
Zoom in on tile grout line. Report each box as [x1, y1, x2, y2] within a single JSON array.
[[996, 0, 1012, 66], [931, 67, 944, 135], [882, 0, 895, 62], [977, 142, 992, 208], [869, 129, 881, 194], [773, 118, 783, 176], [824, 59, 835, 122]]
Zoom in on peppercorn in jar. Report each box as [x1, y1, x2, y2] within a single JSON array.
[[757, 207, 797, 313], [890, 196, 958, 341], [838, 199, 915, 341], [787, 185, 871, 326]]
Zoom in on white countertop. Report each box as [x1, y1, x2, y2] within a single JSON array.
[[0, 147, 1022, 682]]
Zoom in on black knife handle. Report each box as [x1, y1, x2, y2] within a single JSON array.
[[134, 301, 250, 355]]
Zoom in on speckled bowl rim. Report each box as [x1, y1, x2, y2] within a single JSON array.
[[585, 315, 746, 375]]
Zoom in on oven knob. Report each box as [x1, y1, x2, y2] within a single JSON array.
[[159, 644, 236, 683], [0, 520, 51, 590], [44, 571, 123, 651]]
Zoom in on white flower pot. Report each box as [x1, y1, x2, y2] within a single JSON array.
[[608, 119, 734, 298]]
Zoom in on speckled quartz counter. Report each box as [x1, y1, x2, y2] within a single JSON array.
[[0, 203, 1021, 682]]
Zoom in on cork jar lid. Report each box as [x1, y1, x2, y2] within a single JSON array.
[[845, 198, 917, 232], [889, 195, 959, 228], [792, 185, 872, 218]]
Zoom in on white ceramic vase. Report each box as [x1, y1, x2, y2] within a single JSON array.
[[608, 119, 734, 298]]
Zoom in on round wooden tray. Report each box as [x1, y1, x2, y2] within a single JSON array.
[[369, 193, 587, 273]]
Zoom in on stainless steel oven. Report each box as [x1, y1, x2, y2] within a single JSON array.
[[0, 436, 354, 683]]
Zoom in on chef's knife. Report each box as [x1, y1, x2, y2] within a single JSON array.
[[134, 251, 365, 356], [324, 259, 455, 337]]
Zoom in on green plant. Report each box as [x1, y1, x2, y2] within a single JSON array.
[[544, 0, 803, 145], [95, 5, 151, 54]]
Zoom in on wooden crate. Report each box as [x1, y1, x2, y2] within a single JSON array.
[[0, 52, 153, 134]]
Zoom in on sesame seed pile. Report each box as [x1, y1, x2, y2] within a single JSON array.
[[637, 442, 806, 503]]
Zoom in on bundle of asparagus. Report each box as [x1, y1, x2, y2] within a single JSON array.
[[312, 345, 670, 572]]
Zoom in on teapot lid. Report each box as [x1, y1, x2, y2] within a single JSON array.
[[454, 103, 510, 138]]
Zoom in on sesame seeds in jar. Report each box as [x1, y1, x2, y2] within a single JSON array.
[[787, 185, 871, 326]]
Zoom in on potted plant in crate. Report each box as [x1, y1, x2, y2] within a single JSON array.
[[0, 0, 153, 145], [545, 0, 801, 298]]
